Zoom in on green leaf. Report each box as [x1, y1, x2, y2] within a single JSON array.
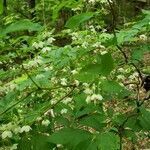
[[18, 135, 32, 150], [79, 113, 106, 131], [131, 45, 150, 62], [49, 128, 92, 147], [100, 53, 114, 76], [0, 91, 20, 114], [142, 9, 150, 15], [101, 80, 130, 99], [74, 139, 98, 150], [0, 0, 3, 14], [132, 49, 145, 61], [76, 63, 101, 82], [76, 53, 114, 82], [124, 129, 137, 142], [1, 19, 42, 36], [65, 12, 94, 29], [125, 116, 141, 132], [54, 116, 70, 127], [116, 13, 150, 45], [139, 107, 150, 130], [18, 134, 55, 150], [97, 132, 120, 150], [117, 29, 138, 45], [75, 105, 97, 119], [112, 114, 127, 126], [75, 132, 119, 150], [31, 134, 55, 150]]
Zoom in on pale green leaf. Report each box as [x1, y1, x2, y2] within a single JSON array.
[[2, 19, 42, 36], [65, 12, 94, 29]]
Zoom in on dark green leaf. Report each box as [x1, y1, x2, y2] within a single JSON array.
[[76, 53, 114, 82], [97, 132, 120, 150], [101, 80, 130, 99], [100, 53, 114, 76], [74, 139, 97, 150], [49, 128, 92, 147], [139, 107, 150, 130], [79, 113, 106, 131], [18, 134, 55, 150], [76, 62, 101, 82]]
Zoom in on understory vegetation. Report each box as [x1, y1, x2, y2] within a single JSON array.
[[0, 0, 150, 149]]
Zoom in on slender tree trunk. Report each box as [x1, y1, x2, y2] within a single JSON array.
[[147, 0, 150, 7], [55, 7, 74, 33], [3, 0, 7, 16], [28, 0, 36, 19]]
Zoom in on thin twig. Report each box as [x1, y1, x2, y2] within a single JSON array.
[[118, 113, 138, 150], [119, 135, 122, 150], [117, 45, 128, 63], [121, 113, 138, 127], [136, 82, 141, 112], [139, 95, 150, 106], [129, 62, 143, 83], [107, 0, 128, 63], [51, 87, 75, 109], [0, 89, 39, 116], [21, 63, 42, 89], [43, 87, 75, 114], [15, 52, 42, 89]]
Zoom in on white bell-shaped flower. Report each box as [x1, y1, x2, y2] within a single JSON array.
[[2, 130, 13, 139], [20, 125, 32, 133]]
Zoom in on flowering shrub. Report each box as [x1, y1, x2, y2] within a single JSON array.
[[0, 1, 150, 150]]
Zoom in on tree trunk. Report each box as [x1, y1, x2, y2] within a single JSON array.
[[3, 0, 7, 16], [28, 0, 36, 19]]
